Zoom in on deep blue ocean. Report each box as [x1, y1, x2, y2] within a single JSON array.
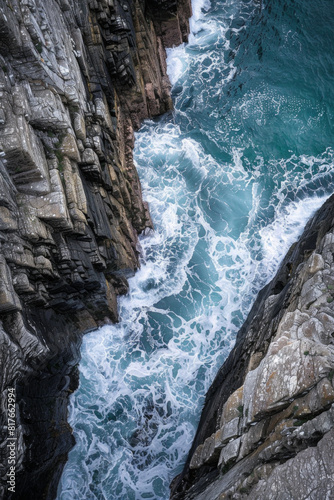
[[58, 0, 334, 498]]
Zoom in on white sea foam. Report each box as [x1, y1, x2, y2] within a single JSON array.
[[260, 195, 329, 267], [189, 0, 212, 36], [58, 121, 334, 500]]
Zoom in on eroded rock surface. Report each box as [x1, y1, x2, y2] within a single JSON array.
[[171, 195, 334, 499], [0, 0, 191, 498]]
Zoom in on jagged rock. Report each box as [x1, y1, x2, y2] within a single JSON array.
[[0, 0, 191, 498], [189, 444, 204, 470], [0, 206, 17, 231], [29, 88, 71, 130], [248, 428, 334, 499], [239, 419, 268, 460], [218, 437, 241, 468], [73, 113, 86, 141], [221, 417, 241, 443], [171, 194, 334, 499], [0, 113, 51, 195], [220, 386, 244, 426], [0, 256, 21, 313], [59, 133, 81, 162], [241, 337, 334, 423]]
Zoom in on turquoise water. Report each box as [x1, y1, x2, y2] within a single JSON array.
[[58, 0, 334, 498]]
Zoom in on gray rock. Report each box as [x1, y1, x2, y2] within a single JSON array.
[[171, 195, 334, 500], [221, 417, 240, 443], [0, 255, 21, 313], [248, 429, 334, 500], [218, 437, 241, 468], [0, 0, 192, 496]]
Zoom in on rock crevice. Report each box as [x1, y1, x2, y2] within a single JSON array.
[[0, 0, 191, 498]]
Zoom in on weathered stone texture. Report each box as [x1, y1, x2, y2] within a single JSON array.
[[171, 194, 334, 500], [0, 0, 191, 498]]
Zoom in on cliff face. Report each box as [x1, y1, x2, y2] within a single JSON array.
[[0, 0, 191, 498], [171, 195, 334, 499]]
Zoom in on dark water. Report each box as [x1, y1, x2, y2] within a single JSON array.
[[58, 0, 334, 498]]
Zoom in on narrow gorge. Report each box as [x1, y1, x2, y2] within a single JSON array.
[[1, 0, 334, 499]]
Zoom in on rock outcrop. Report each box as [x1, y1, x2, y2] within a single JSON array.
[[0, 0, 191, 498], [171, 195, 334, 499]]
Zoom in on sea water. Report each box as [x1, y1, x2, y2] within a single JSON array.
[[58, 0, 334, 498]]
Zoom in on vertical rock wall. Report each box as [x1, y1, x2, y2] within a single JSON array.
[[0, 0, 191, 498], [171, 195, 334, 499]]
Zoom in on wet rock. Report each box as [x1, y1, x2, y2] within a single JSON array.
[[0, 255, 21, 313], [0, 0, 192, 497]]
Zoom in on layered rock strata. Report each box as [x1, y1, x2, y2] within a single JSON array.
[[0, 0, 191, 498], [171, 194, 334, 500]]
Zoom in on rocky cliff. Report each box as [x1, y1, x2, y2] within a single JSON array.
[[171, 194, 334, 499], [0, 0, 191, 498]]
